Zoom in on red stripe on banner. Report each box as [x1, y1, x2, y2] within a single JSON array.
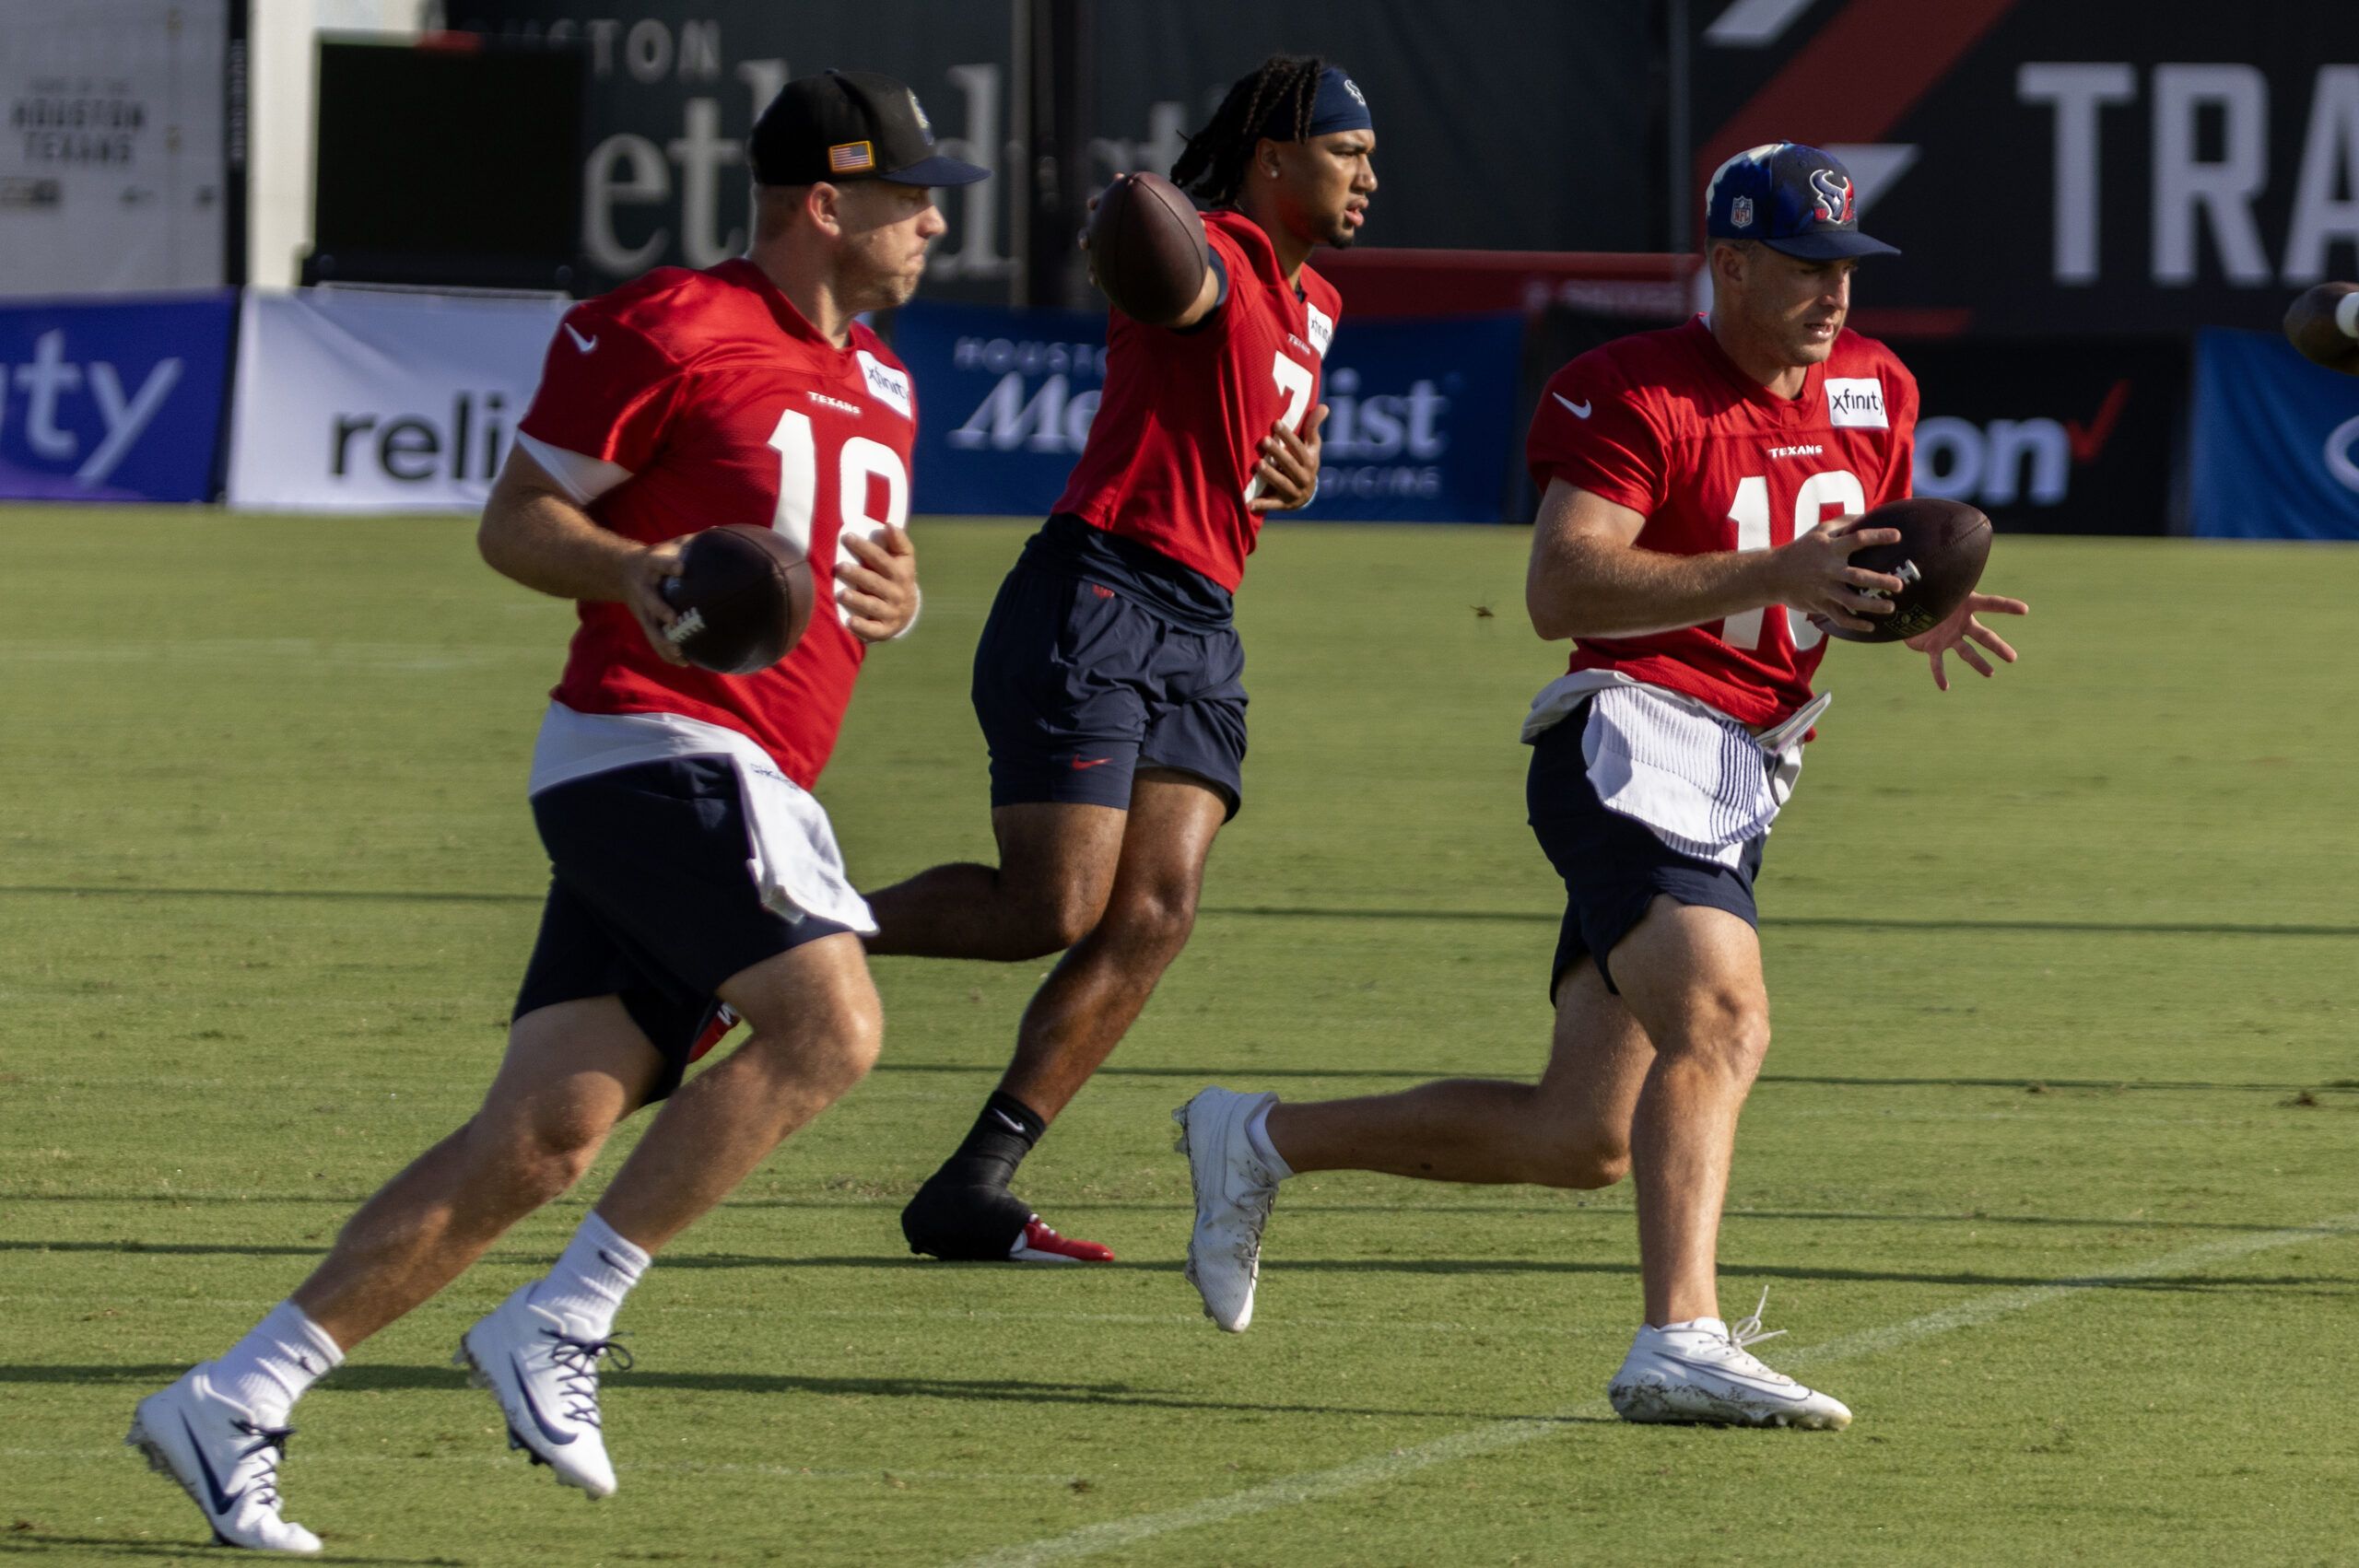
[[1695, 0, 2020, 194]]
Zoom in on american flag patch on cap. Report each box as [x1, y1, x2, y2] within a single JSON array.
[[828, 140, 874, 173]]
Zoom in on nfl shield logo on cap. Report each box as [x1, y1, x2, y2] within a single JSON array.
[[1704, 141, 1899, 261]]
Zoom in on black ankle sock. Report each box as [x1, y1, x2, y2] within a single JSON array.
[[934, 1091, 1046, 1188]]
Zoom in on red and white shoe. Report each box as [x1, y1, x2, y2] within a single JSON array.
[[1010, 1217, 1115, 1262]]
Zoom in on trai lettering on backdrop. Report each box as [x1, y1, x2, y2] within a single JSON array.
[[891, 302, 1522, 522]]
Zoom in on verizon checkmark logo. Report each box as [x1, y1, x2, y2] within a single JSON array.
[[563, 322, 599, 354], [2066, 380, 2130, 462]]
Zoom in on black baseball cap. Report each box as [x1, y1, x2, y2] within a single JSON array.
[[1704, 142, 1899, 260], [748, 70, 988, 188]]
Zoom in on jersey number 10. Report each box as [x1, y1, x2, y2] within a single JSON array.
[[1719, 468, 1866, 653], [766, 409, 910, 628]]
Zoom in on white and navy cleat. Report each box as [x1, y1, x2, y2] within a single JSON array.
[[1607, 1290, 1851, 1430], [126, 1367, 322, 1554], [456, 1286, 628, 1497], [1173, 1087, 1282, 1332]]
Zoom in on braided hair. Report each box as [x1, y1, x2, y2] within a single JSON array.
[[1169, 54, 1326, 208]]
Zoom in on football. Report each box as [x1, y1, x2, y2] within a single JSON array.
[[1823, 497, 1993, 644], [1086, 170, 1211, 324], [658, 524, 815, 674], [2283, 282, 2359, 374]]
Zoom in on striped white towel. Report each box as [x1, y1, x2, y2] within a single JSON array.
[[1580, 685, 1784, 867]]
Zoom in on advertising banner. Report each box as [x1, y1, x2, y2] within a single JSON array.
[[1902, 338, 2186, 535], [227, 287, 571, 511], [0, 291, 235, 502], [1690, 0, 2359, 336], [892, 301, 1525, 523], [446, 0, 1657, 298], [0, 0, 236, 294], [2189, 328, 2359, 541]]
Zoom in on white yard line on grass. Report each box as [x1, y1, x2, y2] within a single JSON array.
[[944, 1211, 2359, 1568]]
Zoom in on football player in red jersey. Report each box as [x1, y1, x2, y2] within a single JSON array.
[[1175, 145, 2027, 1426], [125, 73, 973, 1550], [863, 56, 1375, 1264]]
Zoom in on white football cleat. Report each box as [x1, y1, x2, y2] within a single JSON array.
[[456, 1286, 628, 1497], [1173, 1087, 1282, 1332], [1607, 1290, 1851, 1430], [126, 1367, 322, 1554]]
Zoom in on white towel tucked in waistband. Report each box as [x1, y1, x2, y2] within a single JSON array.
[[528, 703, 877, 935], [1580, 685, 1788, 868]]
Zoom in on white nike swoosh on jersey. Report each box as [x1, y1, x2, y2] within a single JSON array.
[[1553, 392, 1592, 418], [564, 322, 599, 353]]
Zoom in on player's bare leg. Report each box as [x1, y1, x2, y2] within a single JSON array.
[[901, 770, 1226, 1261], [592, 934, 882, 1248], [863, 802, 1127, 961], [1263, 977, 1651, 1188], [289, 998, 661, 1349], [455, 935, 883, 1496]]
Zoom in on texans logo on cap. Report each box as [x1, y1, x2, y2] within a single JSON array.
[[1808, 169, 1854, 226]]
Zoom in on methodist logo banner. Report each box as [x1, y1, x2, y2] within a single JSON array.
[[893, 301, 1525, 523], [0, 291, 235, 503], [2189, 328, 2359, 541], [228, 288, 573, 510]]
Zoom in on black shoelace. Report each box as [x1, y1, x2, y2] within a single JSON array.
[[230, 1419, 296, 1509], [541, 1329, 633, 1428]]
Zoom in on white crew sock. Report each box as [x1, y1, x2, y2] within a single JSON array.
[[211, 1299, 344, 1421], [1653, 1316, 1730, 1339], [1244, 1099, 1295, 1180], [529, 1211, 650, 1338]]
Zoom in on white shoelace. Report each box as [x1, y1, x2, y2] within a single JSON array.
[[1727, 1287, 1787, 1353]]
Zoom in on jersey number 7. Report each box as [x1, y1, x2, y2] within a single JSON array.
[[1240, 352, 1316, 505]]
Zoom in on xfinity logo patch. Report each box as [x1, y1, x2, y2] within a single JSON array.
[[1305, 303, 1334, 359], [1825, 378, 1887, 429], [857, 350, 912, 419]]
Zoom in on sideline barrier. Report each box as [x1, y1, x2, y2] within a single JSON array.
[[226, 287, 571, 511], [0, 292, 236, 503], [893, 300, 1525, 523], [2190, 329, 2359, 542]]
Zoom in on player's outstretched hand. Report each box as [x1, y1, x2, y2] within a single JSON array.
[[1247, 404, 1328, 514], [624, 538, 689, 665], [837, 524, 921, 642], [1775, 514, 1907, 633], [1905, 591, 2029, 692]]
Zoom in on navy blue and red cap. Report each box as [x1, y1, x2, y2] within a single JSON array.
[[749, 70, 988, 188], [1704, 142, 1898, 260]]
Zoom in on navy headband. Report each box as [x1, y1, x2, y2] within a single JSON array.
[[1260, 66, 1372, 141]]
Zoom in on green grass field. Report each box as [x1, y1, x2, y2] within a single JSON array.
[[3, 511, 2355, 1567]]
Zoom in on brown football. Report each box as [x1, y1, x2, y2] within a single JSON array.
[[658, 524, 815, 674], [1824, 497, 1993, 644], [1086, 170, 1211, 325], [2283, 283, 2359, 374]]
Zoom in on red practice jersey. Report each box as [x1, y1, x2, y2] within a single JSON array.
[[1526, 317, 1917, 728], [517, 258, 914, 789], [1052, 209, 1341, 591]]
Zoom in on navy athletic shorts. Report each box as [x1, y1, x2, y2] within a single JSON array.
[[514, 756, 852, 1099], [1525, 702, 1765, 1000], [972, 514, 1248, 817]]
